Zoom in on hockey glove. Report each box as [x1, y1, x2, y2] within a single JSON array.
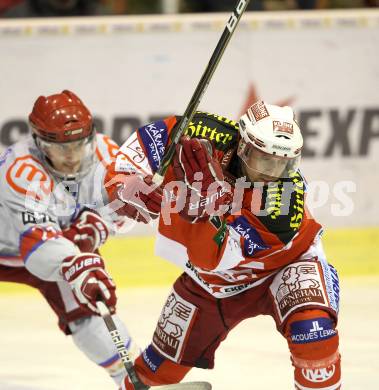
[[111, 173, 163, 224], [62, 210, 109, 253], [61, 253, 116, 314], [173, 136, 232, 222]]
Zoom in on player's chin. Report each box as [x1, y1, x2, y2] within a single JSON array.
[[253, 174, 279, 183], [261, 175, 279, 183], [62, 163, 81, 174]]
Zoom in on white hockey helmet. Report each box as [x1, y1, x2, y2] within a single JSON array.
[[237, 101, 303, 181]]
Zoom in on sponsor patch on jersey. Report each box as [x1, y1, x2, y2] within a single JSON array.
[[138, 120, 168, 171], [329, 265, 340, 312], [142, 344, 165, 373], [270, 261, 330, 323], [290, 317, 337, 344], [183, 118, 235, 147], [21, 211, 57, 225], [119, 134, 148, 166], [301, 365, 337, 384], [319, 261, 340, 314], [152, 289, 198, 363], [114, 153, 138, 173], [6, 155, 53, 202], [229, 216, 270, 256]]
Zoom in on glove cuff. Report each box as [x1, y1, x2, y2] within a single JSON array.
[[61, 253, 105, 282]]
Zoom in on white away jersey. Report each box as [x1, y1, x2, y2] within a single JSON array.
[[0, 133, 119, 281]]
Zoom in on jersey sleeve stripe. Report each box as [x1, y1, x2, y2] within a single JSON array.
[[19, 226, 62, 263], [0, 255, 24, 267]]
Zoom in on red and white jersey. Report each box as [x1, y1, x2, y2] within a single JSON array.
[[0, 133, 119, 280], [109, 112, 323, 298]]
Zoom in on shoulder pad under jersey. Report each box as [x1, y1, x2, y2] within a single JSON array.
[[95, 133, 119, 167], [1, 138, 54, 206], [183, 112, 239, 152]]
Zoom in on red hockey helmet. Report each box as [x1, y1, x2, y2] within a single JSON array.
[[29, 89, 93, 142], [29, 90, 96, 180]]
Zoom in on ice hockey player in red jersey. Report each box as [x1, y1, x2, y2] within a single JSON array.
[[106, 101, 341, 390], [0, 90, 139, 386]]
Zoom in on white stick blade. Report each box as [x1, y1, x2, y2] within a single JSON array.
[[156, 382, 212, 390]]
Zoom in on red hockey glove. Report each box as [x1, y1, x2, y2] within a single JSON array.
[[174, 136, 223, 193], [173, 136, 232, 222], [61, 253, 116, 314], [62, 210, 109, 253], [111, 173, 163, 224]]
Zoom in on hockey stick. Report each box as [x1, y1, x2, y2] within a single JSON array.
[[96, 300, 149, 390], [152, 0, 251, 185], [96, 301, 212, 390]]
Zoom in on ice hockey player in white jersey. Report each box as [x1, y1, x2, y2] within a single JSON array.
[[0, 90, 138, 386]]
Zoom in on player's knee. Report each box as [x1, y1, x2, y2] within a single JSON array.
[[134, 344, 191, 386], [286, 309, 341, 389], [286, 309, 339, 361]]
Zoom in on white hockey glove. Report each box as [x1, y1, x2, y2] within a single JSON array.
[[61, 253, 117, 314]]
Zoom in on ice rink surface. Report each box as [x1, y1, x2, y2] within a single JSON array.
[[1, 276, 378, 390]]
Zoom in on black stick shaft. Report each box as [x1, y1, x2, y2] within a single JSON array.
[[152, 0, 251, 185]]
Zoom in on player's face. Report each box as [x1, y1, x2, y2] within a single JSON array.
[[241, 147, 288, 183], [38, 136, 95, 175]]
